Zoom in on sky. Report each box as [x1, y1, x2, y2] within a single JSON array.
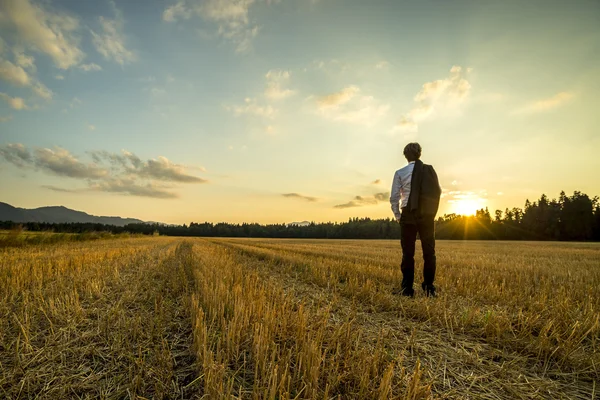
[[0, 0, 599, 225]]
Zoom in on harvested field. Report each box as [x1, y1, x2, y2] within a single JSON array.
[[1, 238, 598, 399]]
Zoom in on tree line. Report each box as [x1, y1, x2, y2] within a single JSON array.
[[2, 191, 599, 241]]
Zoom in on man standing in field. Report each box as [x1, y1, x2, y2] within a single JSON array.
[[390, 143, 442, 297]]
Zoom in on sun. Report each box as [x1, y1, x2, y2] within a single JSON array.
[[452, 199, 481, 216]]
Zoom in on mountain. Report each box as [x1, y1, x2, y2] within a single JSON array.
[[0, 202, 145, 227], [288, 221, 311, 227]]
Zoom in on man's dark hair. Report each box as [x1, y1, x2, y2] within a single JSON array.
[[403, 142, 422, 162]]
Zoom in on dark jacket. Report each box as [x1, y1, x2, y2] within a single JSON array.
[[407, 160, 442, 218]]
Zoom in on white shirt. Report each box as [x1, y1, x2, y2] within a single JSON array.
[[389, 161, 415, 221]]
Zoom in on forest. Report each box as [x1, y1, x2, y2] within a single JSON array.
[[2, 191, 599, 241]]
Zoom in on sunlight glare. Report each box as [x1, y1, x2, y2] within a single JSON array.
[[452, 199, 482, 216]]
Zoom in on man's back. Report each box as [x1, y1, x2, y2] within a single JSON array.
[[390, 142, 439, 298]]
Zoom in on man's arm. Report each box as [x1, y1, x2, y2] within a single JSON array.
[[389, 171, 402, 221]]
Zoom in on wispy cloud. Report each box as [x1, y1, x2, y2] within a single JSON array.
[[334, 192, 389, 209], [315, 86, 389, 126], [91, 150, 208, 184], [0, 58, 30, 86], [317, 86, 359, 108], [79, 63, 102, 72], [513, 91, 574, 114], [0, 144, 207, 198], [0, 93, 26, 110], [163, 0, 269, 53], [89, 178, 178, 199], [303, 59, 349, 74], [91, 2, 136, 65], [0, 143, 32, 167], [264, 70, 295, 100], [374, 61, 390, 70], [282, 193, 318, 202], [0, 52, 53, 102], [0, 0, 84, 69], [227, 98, 276, 119], [393, 66, 472, 133], [41, 185, 79, 193], [13, 49, 35, 71], [227, 68, 295, 121], [34, 147, 108, 179]]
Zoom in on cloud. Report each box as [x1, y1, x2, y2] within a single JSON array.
[[0, 58, 30, 86], [0, 115, 12, 123], [34, 147, 108, 179], [0, 93, 26, 110], [88, 124, 96, 131], [264, 70, 295, 100], [79, 63, 102, 72], [316, 86, 390, 126], [141, 156, 208, 183], [373, 192, 389, 201], [62, 97, 82, 113], [163, 0, 265, 53], [31, 81, 52, 100], [334, 192, 389, 209], [2, 144, 109, 180], [41, 185, 78, 193], [0, 143, 32, 167], [227, 97, 276, 119], [90, 150, 208, 183], [13, 49, 35, 71], [1, 144, 207, 198], [282, 193, 318, 202], [375, 61, 390, 70], [317, 86, 359, 108], [89, 178, 178, 199], [55, 75, 64, 80], [91, 3, 136, 65], [163, 2, 191, 22], [393, 66, 471, 133], [304, 59, 349, 74], [0, 58, 52, 100], [514, 91, 574, 114], [0, 0, 84, 69]]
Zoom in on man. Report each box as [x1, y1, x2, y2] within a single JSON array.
[[389, 143, 441, 297]]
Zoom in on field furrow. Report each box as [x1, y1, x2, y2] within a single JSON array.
[[207, 239, 599, 389], [1, 237, 598, 399], [0, 239, 199, 399]]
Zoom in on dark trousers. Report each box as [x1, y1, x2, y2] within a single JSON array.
[[400, 210, 436, 290]]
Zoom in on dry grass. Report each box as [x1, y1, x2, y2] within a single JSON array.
[[0, 237, 598, 399], [0, 229, 141, 248]]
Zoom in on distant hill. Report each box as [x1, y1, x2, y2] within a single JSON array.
[[0, 202, 145, 227], [288, 221, 311, 227]]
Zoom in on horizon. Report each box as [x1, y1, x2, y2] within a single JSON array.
[[2, 186, 596, 226], [1, 0, 599, 225]]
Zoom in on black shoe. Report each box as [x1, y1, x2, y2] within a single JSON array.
[[422, 283, 436, 297], [393, 287, 414, 297]]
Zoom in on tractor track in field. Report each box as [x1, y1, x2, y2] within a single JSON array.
[[1, 240, 201, 400], [204, 238, 596, 400]]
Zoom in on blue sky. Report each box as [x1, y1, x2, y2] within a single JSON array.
[[1, 0, 599, 224]]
